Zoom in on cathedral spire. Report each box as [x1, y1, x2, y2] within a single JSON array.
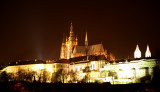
[[145, 45, 151, 58], [85, 32, 88, 47], [134, 44, 141, 58], [70, 21, 73, 35], [69, 21, 75, 41]]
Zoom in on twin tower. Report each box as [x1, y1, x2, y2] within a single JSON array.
[[134, 44, 151, 58]]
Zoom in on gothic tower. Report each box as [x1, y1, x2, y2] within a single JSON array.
[[134, 44, 141, 58], [60, 22, 78, 59], [145, 45, 151, 58]]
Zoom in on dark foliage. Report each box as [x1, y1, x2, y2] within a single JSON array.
[[0, 82, 159, 92]]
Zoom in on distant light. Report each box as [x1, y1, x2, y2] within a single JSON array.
[[35, 59, 37, 62]]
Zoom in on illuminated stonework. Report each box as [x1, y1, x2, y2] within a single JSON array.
[[2, 58, 157, 84], [134, 44, 141, 58], [2, 63, 70, 83], [60, 22, 107, 59], [145, 45, 151, 58], [99, 59, 156, 84], [60, 22, 78, 59], [0, 23, 156, 84]]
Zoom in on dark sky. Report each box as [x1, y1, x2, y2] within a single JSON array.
[[0, 0, 160, 64]]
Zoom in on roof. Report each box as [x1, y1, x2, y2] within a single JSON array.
[[54, 59, 70, 63], [7, 60, 46, 66], [88, 44, 104, 54], [56, 55, 107, 64], [70, 55, 107, 62], [109, 57, 157, 64], [72, 44, 105, 57]]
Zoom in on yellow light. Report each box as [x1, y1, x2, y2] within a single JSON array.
[[32, 64, 44, 71]]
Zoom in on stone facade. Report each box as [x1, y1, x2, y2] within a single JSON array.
[[1, 58, 158, 84]]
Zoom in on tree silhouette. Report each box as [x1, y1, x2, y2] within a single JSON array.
[[0, 71, 9, 82], [52, 69, 67, 83]]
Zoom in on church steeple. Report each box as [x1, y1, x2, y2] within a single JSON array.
[[69, 21, 75, 41], [69, 22, 74, 37], [85, 32, 88, 47], [145, 45, 151, 58], [70, 22, 73, 34], [134, 44, 141, 58]]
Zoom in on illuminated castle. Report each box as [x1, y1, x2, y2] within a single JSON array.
[[1, 23, 157, 84], [60, 22, 106, 59], [134, 44, 151, 58]]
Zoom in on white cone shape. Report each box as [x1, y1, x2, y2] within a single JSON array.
[[134, 44, 141, 58], [145, 45, 151, 58]]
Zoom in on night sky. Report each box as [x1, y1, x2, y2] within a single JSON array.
[[0, 0, 160, 64]]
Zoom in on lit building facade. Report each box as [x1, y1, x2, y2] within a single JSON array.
[[1, 58, 158, 84], [99, 59, 156, 84]]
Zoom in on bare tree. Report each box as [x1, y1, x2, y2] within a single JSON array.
[[68, 72, 78, 83], [52, 69, 64, 83], [108, 70, 117, 84], [37, 69, 50, 83]]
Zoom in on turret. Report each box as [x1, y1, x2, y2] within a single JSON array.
[[134, 44, 141, 58], [69, 22, 75, 41], [76, 35, 78, 45], [145, 45, 151, 58], [60, 35, 66, 59], [85, 32, 88, 47]]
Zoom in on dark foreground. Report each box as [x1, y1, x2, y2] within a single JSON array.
[[0, 82, 159, 92]]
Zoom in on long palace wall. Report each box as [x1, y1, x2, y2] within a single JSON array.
[[1, 59, 158, 84]]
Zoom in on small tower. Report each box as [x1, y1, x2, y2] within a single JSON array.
[[85, 32, 89, 59], [145, 45, 151, 58], [60, 35, 66, 59], [134, 44, 141, 58], [85, 32, 88, 47], [68, 21, 75, 41], [76, 35, 78, 45]]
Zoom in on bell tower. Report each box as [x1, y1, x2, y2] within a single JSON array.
[[66, 22, 78, 59]]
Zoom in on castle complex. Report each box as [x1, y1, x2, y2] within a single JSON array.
[[1, 22, 158, 84]]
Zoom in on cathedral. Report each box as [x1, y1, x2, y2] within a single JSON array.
[[60, 22, 107, 59]]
